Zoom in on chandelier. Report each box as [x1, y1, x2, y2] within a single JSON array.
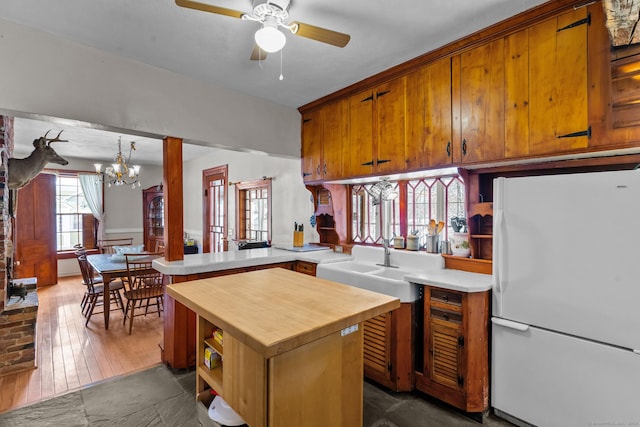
[[94, 137, 141, 188]]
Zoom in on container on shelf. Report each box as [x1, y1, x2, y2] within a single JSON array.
[[451, 232, 471, 257]]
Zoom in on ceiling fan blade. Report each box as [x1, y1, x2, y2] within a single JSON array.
[[175, 0, 245, 19], [250, 44, 268, 61], [290, 22, 351, 48]]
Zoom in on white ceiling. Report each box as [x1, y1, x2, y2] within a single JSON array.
[[1, 0, 549, 162]]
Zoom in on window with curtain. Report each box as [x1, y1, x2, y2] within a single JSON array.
[[351, 176, 465, 248], [56, 173, 95, 251]]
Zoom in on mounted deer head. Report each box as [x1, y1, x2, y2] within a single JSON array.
[[8, 130, 69, 190]]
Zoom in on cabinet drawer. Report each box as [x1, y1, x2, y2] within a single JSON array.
[[431, 308, 462, 324], [295, 261, 317, 276], [430, 289, 462, 307]]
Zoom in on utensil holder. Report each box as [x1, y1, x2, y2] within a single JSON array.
[[426, 235, 439, 253], [293, 231, 304, 247]]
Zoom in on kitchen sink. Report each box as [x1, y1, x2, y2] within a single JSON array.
[[368, 267, 409, 281], [316, 246, 444, 303]]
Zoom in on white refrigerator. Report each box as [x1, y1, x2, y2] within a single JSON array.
[[491, 170, 640, 427]]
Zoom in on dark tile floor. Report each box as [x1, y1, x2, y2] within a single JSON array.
[[0, 365, 515, 426]]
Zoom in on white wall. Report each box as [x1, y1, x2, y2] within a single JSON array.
[[0, 18, 301, 158], [183, 149, 319, 251]]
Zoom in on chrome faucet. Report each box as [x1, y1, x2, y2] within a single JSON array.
[[377, 238, 398, 268]]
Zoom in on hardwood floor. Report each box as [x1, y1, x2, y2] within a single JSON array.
[[0, 275, 164, 414]]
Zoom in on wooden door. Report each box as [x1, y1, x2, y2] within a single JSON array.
[[348, 89, 375, 177], [363, 313, 392, 385], [528, 8, 589, 155], [321, 99, 348, 180], [428, 321, 464, 391], [406, 58, 454, 170], [375, 77, 406, 173], [14, 173, 57, 286], [203, 165, 228, 253], [301, 110, 322, 182], [142, 187, 164, 252], [459, 38, 506, 163]]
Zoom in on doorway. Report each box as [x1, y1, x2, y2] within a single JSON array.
[[202, 165, 228, 253]]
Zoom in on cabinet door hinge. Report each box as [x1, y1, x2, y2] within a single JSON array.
[[458, 336, 465, 348], [302, 172, 312, 177], [376, 90, 391, 98], [557, 13, 591, 32], [557, 126, 591, 139], [204, 188, 208, 197], [458, 376, 465, 387], [388, 362, 393, 372], [303, 118, 312, 124], [361, 95, 374, 103]]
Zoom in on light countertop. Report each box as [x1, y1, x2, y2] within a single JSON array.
[[153, 247, 352, 276], [405, 269, 492, 293]]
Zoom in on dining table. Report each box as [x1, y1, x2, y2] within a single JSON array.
[[86, 253, 132, 330]]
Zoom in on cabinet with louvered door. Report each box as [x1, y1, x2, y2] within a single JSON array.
[[416, 286, 489, 412], [363, 313, 392, 386], [362, 303, 414, 392]]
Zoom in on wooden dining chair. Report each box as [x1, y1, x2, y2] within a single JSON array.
[[123, 253, 165, 334], [98, 237, 134, 254], [154, 240, 165, 253], [77, 254, 125, 326], [74, 245, 104, 311]]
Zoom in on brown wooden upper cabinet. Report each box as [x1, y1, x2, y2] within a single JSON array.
[[301, 99, 348, 182], [406, 57, 454, 169], [457, 38, 506, 164], [349, 78, 407, 177], [505, 7, 590, 158]]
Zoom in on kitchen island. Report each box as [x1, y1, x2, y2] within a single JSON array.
[[167, 268, 400, 427], [154, 247, 353, 368]]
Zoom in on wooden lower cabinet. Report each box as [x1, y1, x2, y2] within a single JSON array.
[[294, 260, 317, 276], [363, 303, 414, 392], [415, 286, 489, 412], [162, 262, 295, 369]]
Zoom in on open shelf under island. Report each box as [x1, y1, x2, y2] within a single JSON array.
[[166, 268, 400, 427]]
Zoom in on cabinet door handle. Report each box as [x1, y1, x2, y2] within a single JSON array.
[[462, 139, 468, 156], [316, 165, 321, 175], [323, 164, 327, 175], [376, 159, 391, 165], [446, 141, 451, 157], [302, 172, 312, 177], [361, 160, 374, 166], [556, 126, 591, 139], [376, 90, 391, 98]]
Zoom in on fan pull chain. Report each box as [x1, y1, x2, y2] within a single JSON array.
[[279, 49, 284, 81]]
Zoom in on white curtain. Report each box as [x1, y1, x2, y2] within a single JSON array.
[[79, 174, 105, 241]]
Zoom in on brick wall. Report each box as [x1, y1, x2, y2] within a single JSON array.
[[0, 115, 37, 375]]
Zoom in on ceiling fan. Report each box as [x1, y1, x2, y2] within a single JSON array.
[[175, 0, 351, 60]]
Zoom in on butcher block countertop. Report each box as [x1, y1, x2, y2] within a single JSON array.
[[166, 268, 400, 359]]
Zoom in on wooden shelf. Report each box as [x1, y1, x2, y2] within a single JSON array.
[[197, 365, 223, 395], [204, 337, 223, 355], [467, 202, 493, 217], [470, 234, 492, 239], [442, 254, 492, 275]]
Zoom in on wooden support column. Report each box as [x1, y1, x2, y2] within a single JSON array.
[[163, 137, 184, 261]]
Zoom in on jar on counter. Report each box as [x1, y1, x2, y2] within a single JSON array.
[[393, 236, 405, 249], [406, 235, 419, 251]]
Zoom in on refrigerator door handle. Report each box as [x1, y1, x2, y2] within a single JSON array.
[[492, 317, 530, 331], [493, 208, 505, 294]]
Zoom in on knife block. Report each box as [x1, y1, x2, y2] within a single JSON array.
[[293, 231, 304, 247]]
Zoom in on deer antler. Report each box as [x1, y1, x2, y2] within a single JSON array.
[[45, 130, 68, 145]]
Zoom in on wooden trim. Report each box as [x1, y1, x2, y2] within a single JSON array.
[[442, 255, 492, 275], [299, 0, 585, 113], [163, 137, 184, 262]]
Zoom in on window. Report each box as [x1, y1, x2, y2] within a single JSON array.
[[56, 174, 94, 251], [351, 176, 465, 248], [236, 179, 271, 242]]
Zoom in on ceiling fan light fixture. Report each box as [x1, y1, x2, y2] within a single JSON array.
[[255, 19, 286, 53]]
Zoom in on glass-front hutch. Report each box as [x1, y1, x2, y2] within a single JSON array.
[[143, 186, 164, 252]]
